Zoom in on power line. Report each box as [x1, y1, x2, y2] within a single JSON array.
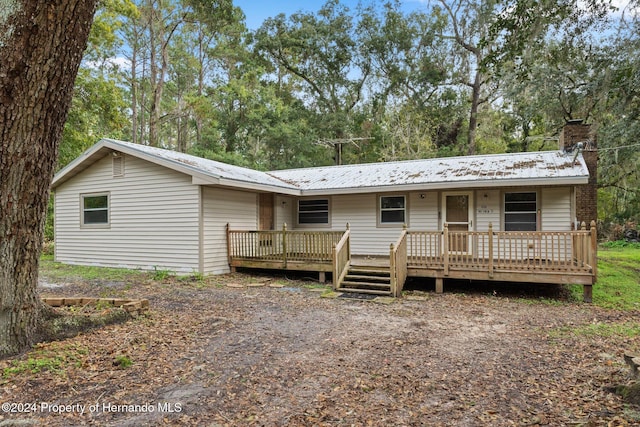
[[599, 143, 640, 151]]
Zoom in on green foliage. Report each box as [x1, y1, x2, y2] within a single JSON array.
[[58, 66, 129, 170], [601, 240, 640, 250], [113, 354, 133, 368], [254, 0, 370, 163], [53, 0, 640, 223], [3, 344, 87, 378], [152, 267, 174, 281]]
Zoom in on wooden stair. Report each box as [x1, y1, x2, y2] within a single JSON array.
[[337, 265, 392, 296]]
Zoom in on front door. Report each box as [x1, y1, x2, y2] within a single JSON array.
[[443, 192, 473, 253], [259, 193, 274, 230]]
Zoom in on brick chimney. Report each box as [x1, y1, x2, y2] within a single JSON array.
[[559, 120, 597, 228]]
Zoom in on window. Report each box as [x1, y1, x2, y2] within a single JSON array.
[[504, 192, 537, 231], [82, 194, 109, 226], [380, 195, 406, 224], [298, 199, 329, 225]]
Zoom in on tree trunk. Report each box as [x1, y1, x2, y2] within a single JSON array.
[[148, 0, 160, 147], [467, 69, 481, 155], [130, 34, 139, 145], [0, 0, 98, 356]]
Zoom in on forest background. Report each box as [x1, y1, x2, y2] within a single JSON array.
[[52, 0, 640, 239]]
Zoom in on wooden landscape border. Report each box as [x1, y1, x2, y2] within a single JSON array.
[[42, 297, 150, 315]]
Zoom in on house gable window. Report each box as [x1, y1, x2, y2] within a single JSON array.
[[504, 192, 537, 231], [82, 193, 110, 226], [380, 195, 406, 224], [298, 199, 329, 225]]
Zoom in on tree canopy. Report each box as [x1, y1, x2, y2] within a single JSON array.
[[59, 0, 640, 221]]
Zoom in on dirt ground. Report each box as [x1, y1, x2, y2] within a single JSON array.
[[1, 272, 639, 426]]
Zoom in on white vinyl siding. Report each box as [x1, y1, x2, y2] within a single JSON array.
[[275, 195, 294, 229], [409, 192, 438, 229], [202, 186, 257, 274], [330, 194, 398, 255], [475, 190, 501, 231], [541, 187, 572, 231], [55, 154, 200, 273], [322, 191, 435, 255]]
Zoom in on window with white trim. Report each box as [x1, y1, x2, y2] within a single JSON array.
[[504, 192, 537, 231], [82, 193, 109, 226], [380, 195, 406, 224], [297, 199, 329, 224]]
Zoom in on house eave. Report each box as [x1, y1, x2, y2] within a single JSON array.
[[199, 177, 301, 195], [298, 176, 589, 196]]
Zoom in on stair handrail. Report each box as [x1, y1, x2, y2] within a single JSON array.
[[390, 226, 408, 297], [332, 224, 351, 289]]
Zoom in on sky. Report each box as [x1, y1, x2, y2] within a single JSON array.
[[232, 0, 427, 29], [232, 0, 634, 30]]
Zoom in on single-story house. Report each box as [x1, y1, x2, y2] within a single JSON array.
[[51, 122, 598, 300]]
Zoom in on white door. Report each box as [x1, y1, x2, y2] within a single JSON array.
[[442, 192, 474, 254]]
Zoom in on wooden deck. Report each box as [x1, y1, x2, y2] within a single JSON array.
[[226, 222, 597, 301]]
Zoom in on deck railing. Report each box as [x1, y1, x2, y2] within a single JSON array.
[[390, 227, 408, 297], [227, 223, 345, 267], [332, 225, 351, 288], [407, 221, 597, 277]]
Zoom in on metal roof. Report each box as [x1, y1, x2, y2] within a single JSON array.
[[53, 139, 589, 194], [268, 150, 590, 195], [104, 139, 297, 189], [52, 139, 299, 193]]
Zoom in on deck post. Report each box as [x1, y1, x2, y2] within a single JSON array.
[[346, 223, 351, 257], [332, 243, 338, 290], [583, 284, 593, 303], [443, 223, 449, 276], [488, 222, 494, 279], [390, 243, 397, 297], [282, 223, 288, 268], [580, 222, 588, 268], [435, 277, 443, 294], [319, 271, 326, 283], [226, 223, 232, 266], [590, 220, 598, 282]]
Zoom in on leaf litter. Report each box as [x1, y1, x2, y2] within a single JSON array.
[[0, 273, 639, 426]]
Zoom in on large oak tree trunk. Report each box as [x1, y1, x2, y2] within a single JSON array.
[[0, 0, 98, 356]]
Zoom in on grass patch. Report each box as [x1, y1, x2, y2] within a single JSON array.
[[548, 321, 640, 345], [40, 258, 148, 283], [113, 355, 133, 368], [587, 245, 640, 310], [573, 322, 640, 338], [152, 266, 174, 281], [2, 343, 87, 379]]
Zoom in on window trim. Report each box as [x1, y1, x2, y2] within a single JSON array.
[[80, 192, 110, 228], [296, 197, 330, 228], [378, 194, 408, 227], [503, 191, 538, 231]]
